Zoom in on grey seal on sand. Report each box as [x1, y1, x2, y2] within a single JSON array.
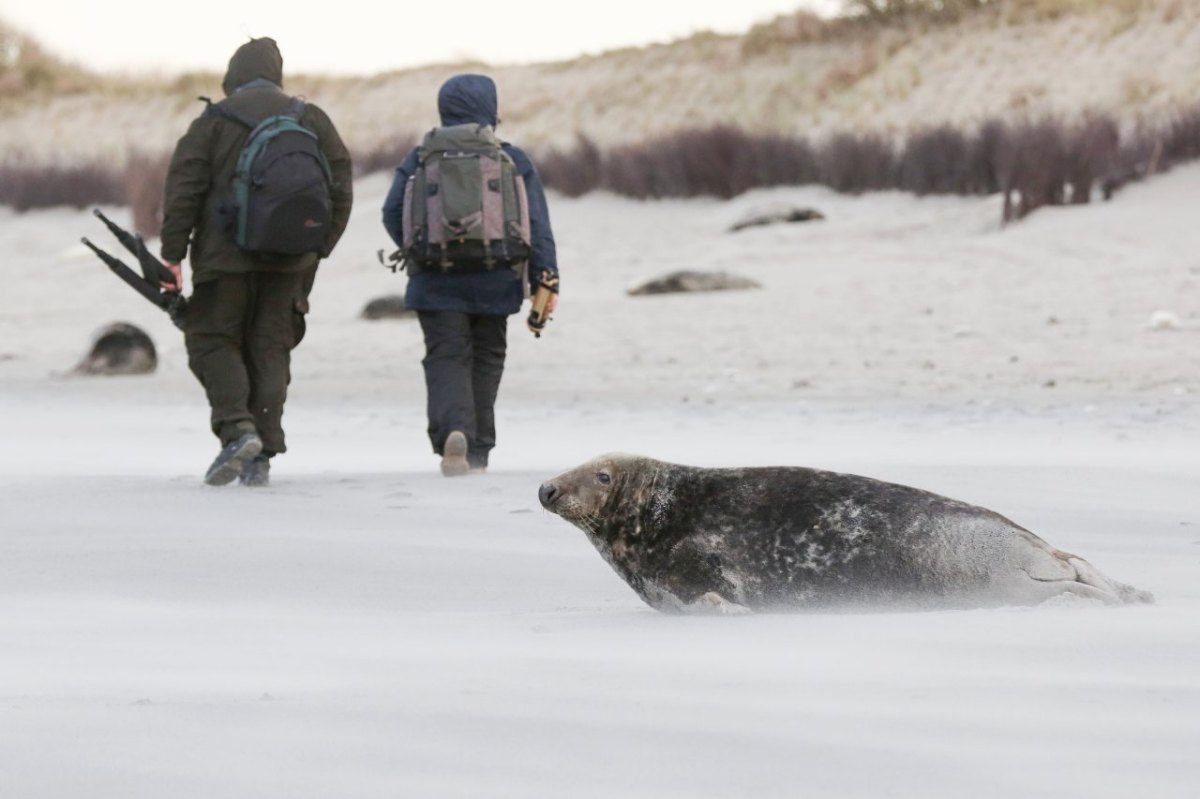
[[539, 454, 1153, 614]]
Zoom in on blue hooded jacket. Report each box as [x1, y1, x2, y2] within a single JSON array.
[[381, 74, 558, 316]]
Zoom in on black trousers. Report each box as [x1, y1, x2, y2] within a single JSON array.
[[184, 268, 312, 455], [417, 311, 508, 468]]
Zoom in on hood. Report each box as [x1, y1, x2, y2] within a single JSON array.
[[222, 38, 284, 97], [437, 74, 498, 127]]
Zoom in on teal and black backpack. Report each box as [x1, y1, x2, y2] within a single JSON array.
[[401, 123, 531, 273], [211, 97, 333, 257]]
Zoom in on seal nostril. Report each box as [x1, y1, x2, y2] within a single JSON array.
[[538, 482, 559, 508]]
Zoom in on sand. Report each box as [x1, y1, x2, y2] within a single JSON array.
[[0, 164, 1197, 798]]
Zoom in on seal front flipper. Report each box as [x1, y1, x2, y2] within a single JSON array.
[[649, 540, 749, 615], [689, 592, 753, 616]]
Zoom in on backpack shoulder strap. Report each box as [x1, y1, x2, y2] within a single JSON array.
[[416, 127, 441, 165], [284, 96, 307, 121]]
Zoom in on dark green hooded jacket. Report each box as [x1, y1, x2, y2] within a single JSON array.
[[160, 38, 353, 284]]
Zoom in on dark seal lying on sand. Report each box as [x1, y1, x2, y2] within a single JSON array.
[[728, 207, 825, 233], [627, 271, 761, 296], [360, 294, 415, 320], [539, 454, 1153, 614], [72, 322, 157, 376]]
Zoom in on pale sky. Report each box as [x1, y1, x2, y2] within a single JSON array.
[[1, 0, 840, 75]]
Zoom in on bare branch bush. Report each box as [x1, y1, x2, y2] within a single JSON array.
[[352, 135, 418, 177], [123, 152, 171, 238], [0, 160, 123, 212]]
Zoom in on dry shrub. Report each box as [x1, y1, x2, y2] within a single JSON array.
[[538, 135, 603, 198], [124, 152, 170, 237], [1002, 120, 1068, 221], [739, 134, 819, 189], [1065, 115, 1119, 203], [653, 126, 748, 199], [995, 104, 1200, 219], [0, 160, 123, 212], [1104, 104, 1200, 196], [543, 102, 1200, 219], [976, 118, 1016, 196], [576, 126, 818, 200], [1160, 105, 1200, 166], [818, 132, 897, 193], [741, 10, 832, 57], [1105, 123, 1159, 198], [899, 125, 976, 195], [995, 0, 1099, 21], [742, 0, 992, 61], [6, 103, 1198, 232], [844, 0, 989, 20], [601, 145, 658, 200], [353, 135, 418, 177], [602, 141, 672, 200]]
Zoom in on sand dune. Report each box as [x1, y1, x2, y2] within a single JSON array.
[[2, 0, 1198, 164]]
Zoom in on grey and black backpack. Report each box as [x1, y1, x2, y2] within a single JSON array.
[[401, 123, 531, 273], [211, 97, 333, 258]]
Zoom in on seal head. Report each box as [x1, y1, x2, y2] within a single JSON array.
[[541, 454, 751, 613]]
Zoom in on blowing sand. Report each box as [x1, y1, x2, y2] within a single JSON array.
[[0, 164, 1197, 798]]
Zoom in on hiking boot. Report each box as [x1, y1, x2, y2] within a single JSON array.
[[239, 454, 271, 487], [204, 432, 263, 486], [440, 431, 470, 477]]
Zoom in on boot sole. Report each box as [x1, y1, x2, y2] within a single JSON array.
[[205, 436, 264, 486], [440, 431, 469, 477]]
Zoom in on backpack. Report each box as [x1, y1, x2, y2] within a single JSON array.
[[401, 123, 532, 273], [212, 97, 333, 257]]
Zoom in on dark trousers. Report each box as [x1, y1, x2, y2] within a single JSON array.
[[417, 311, 508, 468], [184, 269, 312, 455]]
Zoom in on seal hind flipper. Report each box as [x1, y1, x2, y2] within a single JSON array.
[[1022, 577, 1124, 605], [1019, 551, 1154, 606], [1066, 556, 1155, 605]]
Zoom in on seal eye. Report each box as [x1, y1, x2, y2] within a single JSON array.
[[597, 471, 612, 485]]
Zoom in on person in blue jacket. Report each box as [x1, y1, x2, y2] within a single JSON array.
[[382, 73, 559, 476]]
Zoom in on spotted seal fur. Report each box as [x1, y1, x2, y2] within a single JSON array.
[[538, 454, 1153, 614]]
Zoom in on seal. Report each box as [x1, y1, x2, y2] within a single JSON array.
[[72, 322, 157, 376], [538, 454, 1154, 614]]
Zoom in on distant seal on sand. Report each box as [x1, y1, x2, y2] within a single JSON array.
[[538, 454, 1153, 614], [72, 322, 157, 376], [360, 294, 415, 320], [728, 206, 825, 233], [627, 271, 761, 296]]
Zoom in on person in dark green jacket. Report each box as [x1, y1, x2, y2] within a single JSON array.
[[160, 37, 353, 487]]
